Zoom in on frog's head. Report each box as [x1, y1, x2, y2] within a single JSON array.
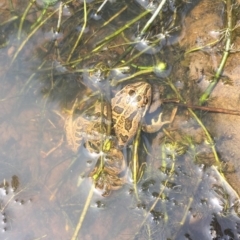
[[125, 82, 151, 110]]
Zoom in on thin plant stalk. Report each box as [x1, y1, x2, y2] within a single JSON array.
[[118, 37, 162, 68], [100, 5, 127, 28], [17, 0, 36, 39], [20, 60, 47, 95], [67, 0, 87, 63], [56, 2, 63, 33], [95, 0, 108, 15], [1, 187, 28, 213], [111, 68, 153, 86], [71, 185, 94, 240], [84, 5, 127, 45], [167, 79, 221, 165], [131, 125, 142, 185], [49, 155, 79, 201], [199, 0, 232, 105], [172, 184, 198, 238], [7, 0, 14, 12], [30, 7, 48, 30], [99, 94, 106, 170], [92, 10, 150, 53], [140, 0, 167, 36], [0, 15, 18, 27], [185, 34, 224, 54], [11, 7, 60, 65], [111, 61, 166, 86]]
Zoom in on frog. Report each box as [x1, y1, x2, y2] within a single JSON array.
[[111, 81, 174, 148], [89, 147, 126, 196], [65, 98, 126, 196], [90, 168, 124, 197], [65, 98, 109, 153], [65, 81, 175, 194]]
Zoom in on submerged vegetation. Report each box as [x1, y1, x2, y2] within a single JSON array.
[[1, 0, 240, 239]]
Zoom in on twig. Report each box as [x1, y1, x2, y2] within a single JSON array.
[[162, 99, 240, 116]]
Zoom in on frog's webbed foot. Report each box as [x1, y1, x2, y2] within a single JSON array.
[[142, 107, 177, 133], [142, 113, 169, 133]]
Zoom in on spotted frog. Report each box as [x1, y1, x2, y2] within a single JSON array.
[[111, 81, 173, 147], [65, 98, 126, 196], [65, 98, 110, 153], [66, 82, 171, 151], [65, 81, 174, 195]]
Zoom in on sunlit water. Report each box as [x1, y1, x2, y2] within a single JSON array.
[[0, 0, 240, 239]]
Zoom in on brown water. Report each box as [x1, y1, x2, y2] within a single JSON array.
[[0, 0, 240, 239]]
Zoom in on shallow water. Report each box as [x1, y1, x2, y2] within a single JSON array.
[[0, 0, 240, 239]]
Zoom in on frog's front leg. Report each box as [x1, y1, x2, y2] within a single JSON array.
[[142, 107, 177, 133]]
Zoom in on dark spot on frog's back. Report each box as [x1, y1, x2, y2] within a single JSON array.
[[119, 134, 128, 145], [125, 118, 132, 131], [125, 111, 137, 131], [113, 106, 124, 114]]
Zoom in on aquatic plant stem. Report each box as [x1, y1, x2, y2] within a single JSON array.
[[67, 0, 87, 63], [71, 185, 94, 240], [199, 0, 232, 105], [95, 0, 108, 14], [167, 79, 220, 165], [118, 36, 164, 68], [56, 2, 63, 33], [84, 5, 127, 45], [17, 0, 36, 39], [100, 5, 127, 28], [30, 7, 48, 31], [132, 126, 141, 184], [7, 0, 14, 12], [111, 68, 152, 86], [131, 125, 142, 201], [12, 15, 55, 64], [92, 10, 149, 53], [140, 0, 167, 36], [11, 1, 73, 65], [0, 15, 18, 27], [185, 35, 224, 54]]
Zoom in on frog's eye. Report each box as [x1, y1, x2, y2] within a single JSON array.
[[143, 97, 148, 105], [128, 89, 135, 96]]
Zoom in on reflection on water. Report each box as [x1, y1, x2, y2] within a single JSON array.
[[0, 0, 240, 239]]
